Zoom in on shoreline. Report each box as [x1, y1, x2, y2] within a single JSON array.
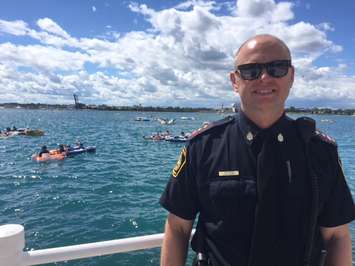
[[0, 103, 355, 116]]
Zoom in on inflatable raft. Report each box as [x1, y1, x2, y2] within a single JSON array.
[[32, 152, 66, 162]]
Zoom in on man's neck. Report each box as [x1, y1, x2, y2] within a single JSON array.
[[241, 107, 284, 129]]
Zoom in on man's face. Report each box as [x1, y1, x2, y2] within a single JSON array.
[[230, 37, 294, 117]]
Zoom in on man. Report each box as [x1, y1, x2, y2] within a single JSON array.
[[38, 145, 49, 157], [159, 34, 355, 266]]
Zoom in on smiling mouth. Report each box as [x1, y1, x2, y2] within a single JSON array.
[[253, 89, 275, 95]]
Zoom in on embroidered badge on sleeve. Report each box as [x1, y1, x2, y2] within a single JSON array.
[[172, 147, 187, 178]]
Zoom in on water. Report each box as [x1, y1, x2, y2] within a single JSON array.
[[0, 109, 354, 265]]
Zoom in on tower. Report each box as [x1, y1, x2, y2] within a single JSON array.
[[73, 94, 80, 109]]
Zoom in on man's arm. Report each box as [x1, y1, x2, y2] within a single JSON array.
[[320, 224, 352, 266], [161, 213, 194, 266]]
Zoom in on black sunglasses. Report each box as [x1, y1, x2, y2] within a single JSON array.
[[235, 60, 292, 80]]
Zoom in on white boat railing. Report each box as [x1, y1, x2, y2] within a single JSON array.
[[0, 224, 195, 266]]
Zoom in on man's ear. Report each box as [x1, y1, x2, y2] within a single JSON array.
[[290, 66, 295, 86], [230, 72, 239, 93]]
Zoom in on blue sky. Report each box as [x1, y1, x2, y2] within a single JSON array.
[[0, 0, 354, 108]]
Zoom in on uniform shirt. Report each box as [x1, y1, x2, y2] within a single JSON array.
[[160, 112, 355, 266]]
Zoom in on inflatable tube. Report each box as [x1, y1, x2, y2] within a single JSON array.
[[32, 153, 65, 162], [67, 146, 96, 156], [0, 132, 18, 139], [1, 129, 44, 137], [25, 129, 44, 136], [143, 135, 166, 141], [165, 136, 188, 142]]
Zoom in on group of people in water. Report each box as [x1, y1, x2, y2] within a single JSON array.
[[0, 126, 45, 138], [144, 130, 190, 141], [0, 126, 18, 136], [33, 140, 96, 162], [38, 141, 84, 157], [144, 121, 211, 142]]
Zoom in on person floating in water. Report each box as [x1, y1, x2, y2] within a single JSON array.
[[75, 141, 84, 149], [38, 145, 49, 157], [58, 144, 69, 154]]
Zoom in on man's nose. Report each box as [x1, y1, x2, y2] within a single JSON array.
[[259, 67, 272, 81]]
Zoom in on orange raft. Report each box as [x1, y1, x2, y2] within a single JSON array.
[[32, 152, 66, 162]]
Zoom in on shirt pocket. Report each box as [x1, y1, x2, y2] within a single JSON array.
[[208, 176, 256, 226]]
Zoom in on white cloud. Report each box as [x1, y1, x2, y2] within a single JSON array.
[[317, 22, 335, 32], [0, 19, 29, 35], [272, 2, 294, 22], [281, 21, 342, 56], [128, 3, 154, 16], [92, 6, 97, 12], [37, 18, 71, 39], [0, 18, 78, 48], [236, 0, 294, 22], [0, 42, 88, 72], [292, 75, 355, 102], [0, 0, 353, 107], [173, 0, 219, 11]]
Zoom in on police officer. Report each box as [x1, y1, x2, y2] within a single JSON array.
[[159, 34, 355, 266]]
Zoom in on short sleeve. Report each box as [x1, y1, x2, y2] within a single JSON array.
[[159, 144, 199, 220], [318, 148, 355, 227]]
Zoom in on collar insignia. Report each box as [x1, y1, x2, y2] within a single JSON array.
[[246, 132, 253, 141], [277, 133, 284, 142]]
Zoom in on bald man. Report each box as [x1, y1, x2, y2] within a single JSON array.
[[159, 34, 354, 266]]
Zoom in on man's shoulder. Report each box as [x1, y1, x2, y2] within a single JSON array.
[[189, 115, 236, 141], [311, 130, 337, 147], [295, 116, 337, 147]]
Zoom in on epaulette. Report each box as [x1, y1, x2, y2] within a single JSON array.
[[295, 117, 337, 146], [295, 117, 316, 143], [189, 115, 235, 140], [314, 130, 337, 146]]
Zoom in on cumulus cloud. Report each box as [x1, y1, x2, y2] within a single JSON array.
[[37, 18, 71, 39], [0, 19, 30, 35], [0, 42, 88, 72], [317, 22, 335, 32], [0, 0, 353, 108], [236, 0, 294, 22], [283, 21, 342, 58], [0, 18, 78, 48]]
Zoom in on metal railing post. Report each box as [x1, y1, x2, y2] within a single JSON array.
[[0, 224, 25, 266]]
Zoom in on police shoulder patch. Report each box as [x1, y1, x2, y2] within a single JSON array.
[[314, 130, 337, 146], [189, 116, 235, 139], [172, 147, 187, 178]]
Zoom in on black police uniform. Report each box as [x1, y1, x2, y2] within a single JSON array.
[[160, 111, 355, 266]]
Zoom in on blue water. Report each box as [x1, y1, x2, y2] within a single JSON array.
[[0, 109, 354, 265]]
